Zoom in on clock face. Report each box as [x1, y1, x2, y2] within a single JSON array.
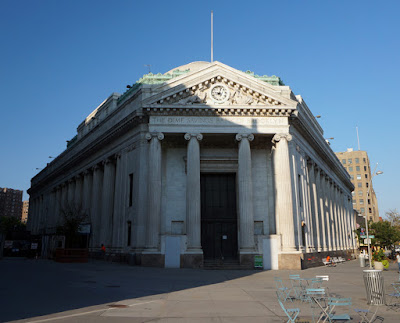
[[210, 84, 229, 103]]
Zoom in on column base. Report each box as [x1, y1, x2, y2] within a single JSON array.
[[141, 252, 164, 267], [278, 253, 302, 270], [181, 252, 203, 268]]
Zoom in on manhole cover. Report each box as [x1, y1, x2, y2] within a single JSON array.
[[108, 304, 128, 308]]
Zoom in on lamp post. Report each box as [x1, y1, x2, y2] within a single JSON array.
[[365, 164, 383, 268]]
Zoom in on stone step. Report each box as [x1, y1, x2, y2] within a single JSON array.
[[203, 260, 250, 270]]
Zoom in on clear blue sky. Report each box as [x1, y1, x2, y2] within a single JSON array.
[[1, 1, 399, 217]]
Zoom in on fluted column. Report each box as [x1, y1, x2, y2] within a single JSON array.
[[338, 190, 346, 250], [332, 184, 339, 250], [101, 158, 117, 246], [67, 179, 75, 206], [324, 177, 333, 250], [54, 186, 61, 226], [91, 164, 103, 247], [74, 175, 83, 208], [308, 161, 321, 251], [82, 170, 93, 217], [236, 133, 256, 251], [272, 133, 296, 252], [61, 183, 67, 213], [145, 132, 164, 250], [185, 133, 203, 250]]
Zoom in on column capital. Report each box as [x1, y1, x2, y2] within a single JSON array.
[[272, 133, 292, 144], [184, 133, 203, 141], [236, 133, 254, 142], [146, 132, 164, 141]]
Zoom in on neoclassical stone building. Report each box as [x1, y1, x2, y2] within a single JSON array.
[[28, 61, 356, 269]]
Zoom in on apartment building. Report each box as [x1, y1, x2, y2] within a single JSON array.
[[335, 149, 380, 222]]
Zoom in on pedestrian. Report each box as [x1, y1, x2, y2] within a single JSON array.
[[101, 244, 106, 258], [396, 252, 400, 273]]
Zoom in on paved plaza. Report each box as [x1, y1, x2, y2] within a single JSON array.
[[1, 258, 399, 322]]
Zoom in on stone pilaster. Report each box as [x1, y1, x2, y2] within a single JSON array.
[[67, 179, 75, 206], [272, 133, 296, 252], [54, 186, 62, 227], [185, 133, 203, 251], [324, 176, 333, 251], [145, 132, 164, 250]]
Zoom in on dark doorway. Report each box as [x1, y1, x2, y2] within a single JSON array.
[[201, 173, 238, 261]]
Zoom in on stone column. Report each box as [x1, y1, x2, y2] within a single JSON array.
[[82, 170, 93, 217], [54, 186, 61, 226], [61, 182, 68, 214], [145, 132, 164, 250], [338, 190, 346, 250], [101, 157, 117, 246], [185, 133, 203, 251], [236, 133, 256, 252], [332, 184, 339, 250], [74, 175, 83, 208], [319, 170, 329, 251], [67, 179, 75, 206], [272, 133, 296, 252], [91, 164, 103, 247], [308, 161, 321, 251], [324, 177, 333, 250], [316, 167, 326, 251]]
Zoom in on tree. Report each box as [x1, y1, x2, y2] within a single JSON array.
[[56, 203, 88, 248], [370, 220, 400, 249], [385, 209, 400, 227]]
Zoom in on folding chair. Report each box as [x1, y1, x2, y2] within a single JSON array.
[[387, 282, 400, 311], [354, 305, 381, 323], [274, 277, 293, 303], [277, 294, 300, 323], [305, 288, 329, 322], [327, 297, 352, 321], [289, 274, 301, 299]]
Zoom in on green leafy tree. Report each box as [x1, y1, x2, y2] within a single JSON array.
[[370, 220, 400, 249], [0, 216, 26, 235], [385, 209, 400, 227]]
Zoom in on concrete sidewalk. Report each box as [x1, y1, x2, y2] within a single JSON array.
[[1, 258, 399, 322]]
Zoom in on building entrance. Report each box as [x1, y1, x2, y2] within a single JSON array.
[[201, 173, 238, 261]]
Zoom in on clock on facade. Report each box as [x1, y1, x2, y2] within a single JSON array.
[[210, 84, 230, 104]]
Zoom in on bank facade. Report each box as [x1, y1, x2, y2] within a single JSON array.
[[28, 61, 356, 269]]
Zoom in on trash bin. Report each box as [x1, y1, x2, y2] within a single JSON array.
[[359, 255, 365, 267], [363, 269, 385, 305]]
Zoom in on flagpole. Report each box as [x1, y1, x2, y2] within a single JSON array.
[[211, 11, 213, 62]]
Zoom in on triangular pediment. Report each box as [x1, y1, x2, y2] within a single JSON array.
[[142, 62, 299, 110]]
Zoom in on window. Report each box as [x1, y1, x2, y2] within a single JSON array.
[[360, 199, 364, 204], [366, 182, 369, 188], [365, 174, 368, 179], [355, 158, 360, 164], [342, 159, 346, 164], [368, 199, 371, 205], [363, 158, 366, 163], [351, 175, 354, 180], [361, 208, 365, 213], [364, 166, 367, 171], [348, 158, 352, 164], [349, 166, 353, 172], [357, 174, 361, 180], [356, 166, 360, 171], [358, 191, 363, 196], [127, 221, 132, 246], [357, 182, 362, 188], [129, 173, 133, 207], [369, 208, 372, 213]]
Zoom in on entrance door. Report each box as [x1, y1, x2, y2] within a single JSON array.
[[201, 174, 238, 261]]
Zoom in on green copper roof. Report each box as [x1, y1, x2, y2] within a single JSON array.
[[118, 69, 190, 103], [244, 70, 284, 86], [118, 67, 284, 104]]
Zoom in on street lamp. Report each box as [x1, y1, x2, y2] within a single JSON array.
[[365, 164, 383, 268]]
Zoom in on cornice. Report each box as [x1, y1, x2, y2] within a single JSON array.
[[28, 113, 147, 195]]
